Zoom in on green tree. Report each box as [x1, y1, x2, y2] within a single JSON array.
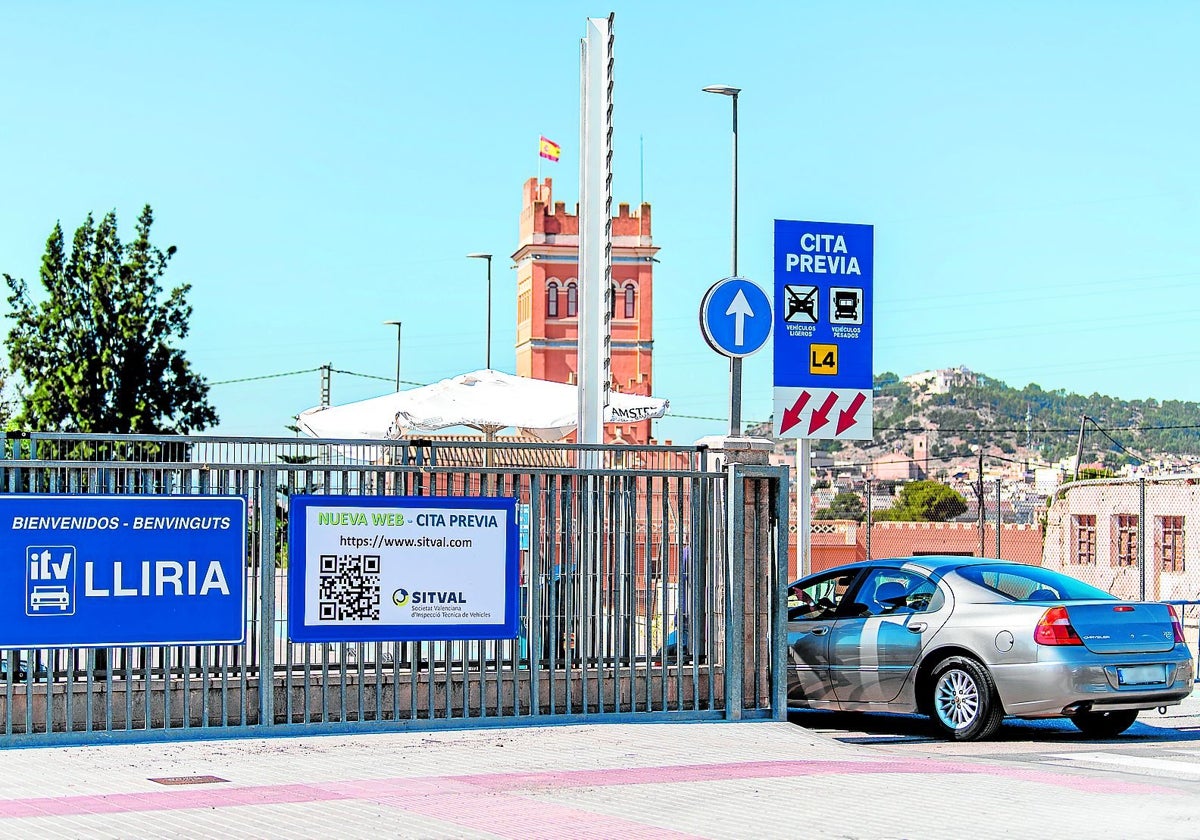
[[874, 480, 967, 522], [4, 206, 217, 433], [815, 491, 866, 521]]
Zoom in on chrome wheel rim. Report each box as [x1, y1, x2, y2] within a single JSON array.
[[934, 668, 980, 730]]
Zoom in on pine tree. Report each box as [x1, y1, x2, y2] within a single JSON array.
[[4, 205, 218, 434]]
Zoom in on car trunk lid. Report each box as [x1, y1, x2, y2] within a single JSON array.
[[1066, 602, 1177, 654]]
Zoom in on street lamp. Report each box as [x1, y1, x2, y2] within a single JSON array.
[[703, 83, 743, 436], [383, 320, 402, 391], [466, 253, 493, 370]]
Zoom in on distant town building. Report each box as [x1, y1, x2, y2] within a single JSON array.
[[869, 436, 928, 482], [900, 366, 975, 396], [1034, 467, 1064, 496]]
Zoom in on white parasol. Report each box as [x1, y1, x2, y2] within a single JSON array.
[[296, 369, 668, 441]]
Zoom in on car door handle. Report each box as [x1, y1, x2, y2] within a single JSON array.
[[907, 622, 927, 633], [809, 626, 830, 636]]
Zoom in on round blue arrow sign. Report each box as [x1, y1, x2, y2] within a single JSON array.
[[700, 276, 772, 358]]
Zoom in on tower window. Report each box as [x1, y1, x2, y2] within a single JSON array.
[[546, 282, 559, 318], [624, 283, 636, 318], [566, 282, 578, 317]]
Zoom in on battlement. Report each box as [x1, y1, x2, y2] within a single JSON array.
[[520, 177, 651, 245]]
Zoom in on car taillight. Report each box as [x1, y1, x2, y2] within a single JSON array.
[[1034, 606, 1083, 646], [1168, 604, 1186, 644]]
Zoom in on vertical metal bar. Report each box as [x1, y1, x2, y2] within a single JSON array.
[[157, 645, 167, 732], [509, 473, 520, 717], [5, 651, 14, 735], [641, 474, 653, 713], [64, 646, 74, 734], [23, 649, 34, 734], [425, 639, 434, 720], [357, 642, 366, 723], [40, 646, 52, 734], [529, 472, 542, 718], [321, 642, 330, 724], [688, 473, 702, 711], [391, 641, 401, 722], [703, 473, 717, 709], [408, 641, 417, 721], [674, 473, 686, 712], [258, 469, 278, 728], [798, 440, 811, 577], [580, 473, 592, 716], [1139, 477, 1147, 601], [773, 466, 790, 720], [866, 479, 873, 560], [995, 478, 1002, 559], [623, 473, 637, 713], [726, 464, 746, 720], [219, 645, 229, 728], [339, 643, 348, 723], [374, 644, 383, 723], [181, 643, 191, 729], [201, 646, 210, 728], [139, 648, 152, 729], [659, 472, 669, 712]]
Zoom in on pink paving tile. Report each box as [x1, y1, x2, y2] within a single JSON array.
[[0, 756, 1179, 830], [444, 759, 1181, 797], [369, 790, 701, 840]]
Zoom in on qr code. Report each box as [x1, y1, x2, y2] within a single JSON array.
[[317, 554, 381, 621]]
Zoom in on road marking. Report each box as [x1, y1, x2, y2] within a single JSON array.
[[1046, 751, 1200, 777]]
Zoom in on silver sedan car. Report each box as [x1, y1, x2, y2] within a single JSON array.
[[787, 556, 1194, 740]]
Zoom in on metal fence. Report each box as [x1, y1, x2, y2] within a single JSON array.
[[0, 434, 787, 745]]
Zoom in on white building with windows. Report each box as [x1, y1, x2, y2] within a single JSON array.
[[1042, 477, 1197, 602]]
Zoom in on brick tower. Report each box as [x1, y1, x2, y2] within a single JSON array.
[[512, 177, 659, 444]]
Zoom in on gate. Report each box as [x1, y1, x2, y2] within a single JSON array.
[[0, 434, 787, 745]]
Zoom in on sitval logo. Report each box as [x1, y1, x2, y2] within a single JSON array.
[[392, 588, 410, 607], [26, 545, 77, 617]]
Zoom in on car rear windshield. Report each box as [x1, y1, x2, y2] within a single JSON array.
[[955, 564, 1116, 602]]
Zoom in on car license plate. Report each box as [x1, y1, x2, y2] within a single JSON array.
[[1116, 665, 1167, 686]]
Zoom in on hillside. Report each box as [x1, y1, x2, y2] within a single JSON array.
[[755, 368, 1200, 473]]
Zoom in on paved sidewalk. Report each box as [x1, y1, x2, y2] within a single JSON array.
[[3, 708, 1200, 840]]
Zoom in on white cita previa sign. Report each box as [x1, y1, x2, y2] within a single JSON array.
[[287, 495, 519, 643]]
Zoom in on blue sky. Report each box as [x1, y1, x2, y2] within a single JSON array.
[[1, 2, 1197, 442]]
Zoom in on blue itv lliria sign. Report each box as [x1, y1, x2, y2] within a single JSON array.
[[0, 496, 247, 648]]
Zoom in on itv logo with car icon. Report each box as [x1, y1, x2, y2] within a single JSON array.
[[26, 545, 76, 616]]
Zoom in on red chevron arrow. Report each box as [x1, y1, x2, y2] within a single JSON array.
[[808, 392, 839, 434], [836, 392, 868, 435], [780, 391, 812, 435]]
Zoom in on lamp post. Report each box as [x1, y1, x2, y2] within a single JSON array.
[[467, 253, 493, 370], [383, 320, 402, 391], [703, 83, 742, 436]]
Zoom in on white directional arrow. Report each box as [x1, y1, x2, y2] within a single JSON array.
[[725, 289, 754, 346]]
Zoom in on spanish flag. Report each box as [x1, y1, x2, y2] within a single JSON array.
[[539, 136, 561, 162]]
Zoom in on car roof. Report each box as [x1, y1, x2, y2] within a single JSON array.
[[812, 555, 1007, 577]]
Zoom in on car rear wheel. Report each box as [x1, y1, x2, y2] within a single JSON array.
[[1070, 709, 1139, 739], [928, 656, 1004, 741]]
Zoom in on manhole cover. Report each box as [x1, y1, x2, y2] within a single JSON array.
[[149, 775, 229, 786]]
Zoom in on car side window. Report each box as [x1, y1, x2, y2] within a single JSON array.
[[788, 570, 859, 621], [850, 569, 942, 617]]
